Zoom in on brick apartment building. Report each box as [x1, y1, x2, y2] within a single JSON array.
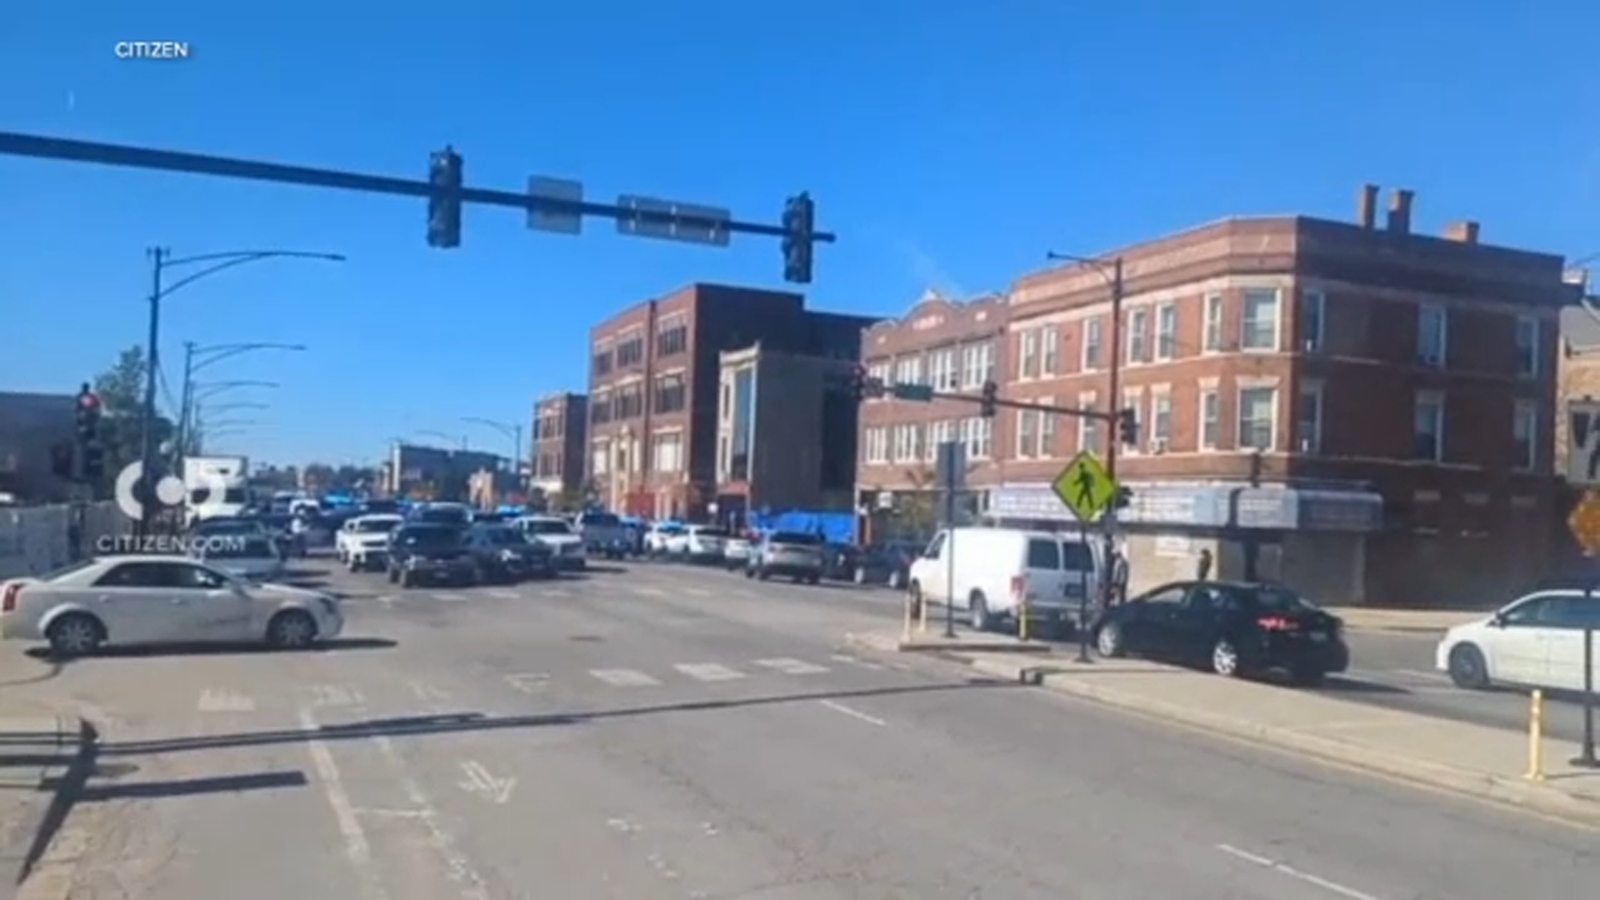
[[855, 289, 1009, 539], [529, 391, 587, 508], [586, 283, 874, 519], [864, 186, 1576, 606]]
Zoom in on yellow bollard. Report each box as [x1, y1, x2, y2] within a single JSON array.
[[1018, 599, 1030, 642], [1526, 689, 1545, 781]]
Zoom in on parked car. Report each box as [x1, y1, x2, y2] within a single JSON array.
[[0, 555, 343, 657], [513, 516, 588, 570], [192, 532, 287, 582], [853, 540, 923, 589], [386, 524, 475, 588], [645, 523, 685, 558], [907, 527, 1104, 634], [575, 512, 630, 559], [722, 532, 756, 570], [747, 531, 825, 584], [1093, 581, 1349, 685], [681, 525, 729, 564], [1435, 588, 1600, 691], [407, 502, 474, 528], [336, 514, 404, 572], [463, 524, 555, 582], [820, 543, 858, 580]]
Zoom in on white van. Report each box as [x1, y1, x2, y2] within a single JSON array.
[[906, 527, 1106, 633]]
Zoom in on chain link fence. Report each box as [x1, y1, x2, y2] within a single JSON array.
[[0, 502, 132, 580]]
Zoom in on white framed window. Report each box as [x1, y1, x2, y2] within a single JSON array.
[[1202, 293, 1224, 352], [1041, 326, 1060, 376], [1241, 289, 1280, 351], [1019, 330, 1039, 379], [1038, 397, 1057, 458], [864, 427, 888, 464], [898, 424, 924, 463], [1077, 391, 1101, 454], [1082, 318, 1103, 370], [1413, 391, 1445, 462], [1198, 389, 1220, 450], [1121, 388, 1145, 454], [961, 417, 993, 460], [894, 355, 924, 386], [1418, 305, 1447, 367], [1155, 303, 1177, 360], [1295, 382, 1323, 454], [867, 362, 891, 400], [1515, 316, 1540, 379], [1513, 400, 1538, 471], [1298, 290, 1325, 353], [1150, 390, 1172, 449], [1237, 386, 1277, 451], [591, 439, 611, 476], [1127, 309, 1149, 363], [1016, 407, 1037, 459], [927, 420, 956, 461], [934, 348, 960, 391], [960, 342, 994, 389], [650, 432, 683, 473]]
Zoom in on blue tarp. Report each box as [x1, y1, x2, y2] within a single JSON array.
[[746, 510, 856, 545]]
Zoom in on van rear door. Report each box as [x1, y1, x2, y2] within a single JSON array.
[[1020, 537, 1068, 611]]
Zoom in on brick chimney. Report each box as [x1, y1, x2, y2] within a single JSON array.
[[1357, 184, 1378, 228], [1386, 188, 1414, 234], [1442, 221, 1480, 244]]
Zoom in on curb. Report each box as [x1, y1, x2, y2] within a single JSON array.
[[951, 654, 1600, 828], [0, 718, 99, 898], [845, 632, 1052, 655]]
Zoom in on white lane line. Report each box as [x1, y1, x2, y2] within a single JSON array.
[[590, 669, 662, 687], [433, 592, 468, 602], [197, 689, 255, 712], [505, 673, 550, 693], [752, 658, 830, 675], [544, 587, 572, 597], [487, 589, 519, 600], [685, 587, 712, 597], [299, 707, 389, 900], [818, 699, 887, 727], [631, 587, 667, 597], [831, 653, 885, 670], [371, 733, 491, 899], [1215, 844, 1380, 900], [674, 663, 745, 682]]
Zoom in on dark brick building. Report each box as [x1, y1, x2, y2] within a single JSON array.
[[586, 283, 874, 519], [529, 392, 587, 508], [867, 187, 1576, 606]]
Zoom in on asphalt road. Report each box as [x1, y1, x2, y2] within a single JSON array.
[[6, 558, 1597, 898]]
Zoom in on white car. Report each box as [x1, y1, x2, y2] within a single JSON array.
[[722, 534, 754, 570], [644, 523, 685, 557], [337, 514, 404, 571], [192, 531, 286, 582], [0, 555, 344, 657], [681, 526, 729, 564], [1435, 588, 1600, 691], [514, 516, 587, 570]]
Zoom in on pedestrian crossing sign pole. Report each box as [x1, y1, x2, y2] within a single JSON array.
[[1051, 451, 1116, 525]]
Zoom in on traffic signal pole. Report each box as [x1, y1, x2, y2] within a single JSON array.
[[1102, 258, 1125, 607], [137, 248, 167, 536]]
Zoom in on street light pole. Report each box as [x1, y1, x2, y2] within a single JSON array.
[[177, 341, 305, 462], [461, 417, 525, 480], [136, 248, 341, 533]]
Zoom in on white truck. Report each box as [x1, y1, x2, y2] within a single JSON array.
[[183, 455, 251, 525], [336, 514, 405, 572]]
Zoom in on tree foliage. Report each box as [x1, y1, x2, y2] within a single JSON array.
[[88, 345, 174, 490]]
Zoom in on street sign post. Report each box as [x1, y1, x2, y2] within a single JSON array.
[[615, 195, 732, 246], [527, 176, 584, 234], [1568, 401, 1600, 487], [1051, 450, 1117, 663], [1569, 487, 1600, 769], [936, 440, 966, 638]]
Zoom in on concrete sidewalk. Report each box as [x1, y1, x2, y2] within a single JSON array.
[[1327, 607, 1485, 634], [847, 631, 1600, 827]]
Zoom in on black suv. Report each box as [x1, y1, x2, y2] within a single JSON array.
[[463, 524, 555, 583], [386, 524, 474, 588]]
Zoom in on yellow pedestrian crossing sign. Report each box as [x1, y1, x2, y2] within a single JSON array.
[[1052, 451, 1117, 524]]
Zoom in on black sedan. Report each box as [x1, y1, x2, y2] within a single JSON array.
[[1091, 580, 1348, 686], [463, 524, 555, 582], [386, 524, 475, 588]]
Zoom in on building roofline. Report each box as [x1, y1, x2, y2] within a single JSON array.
[[862, 288, 1007, 334]]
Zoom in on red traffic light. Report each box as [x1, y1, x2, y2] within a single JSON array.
[[78, 392, 101, 409]]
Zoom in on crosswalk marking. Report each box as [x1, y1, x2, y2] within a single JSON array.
[[685, 588, 712, 597], [544, 587, 572, 597], [505, 673, 550, 693], [306, 684, 365, 708], [832, 653, 884, 670], [589, 669, 662, 687], [197, 689, 255, 712], [434, 592, 468, 602], [487, 589, 519, 600], [752, 658, 829, 675], [631, 587, 666, 597], [674, 663, 745, 682]]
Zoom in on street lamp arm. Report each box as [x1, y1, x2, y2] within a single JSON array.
[[192, 342, 307, 372], [462, 417, 516, 440], [192, 380, 279, 402], [1045, 251, 1119, 289], [159, 250, 344, 300]]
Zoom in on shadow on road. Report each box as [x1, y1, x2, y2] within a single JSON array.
[[100, 678, 1016, 759], [0, 658, 66, 686], [25, 637, 397, 663]]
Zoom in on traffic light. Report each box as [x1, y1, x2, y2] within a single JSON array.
[[781, 192, 814, 284], [83, 444, 105, 481], [979, 381, 999, 418], [1113, 486, 1133, 509], [1116, 407, 1138, 446], [846, 364, 885, 402], [427, 146, 464, 248], [75, 383, 101, 445]]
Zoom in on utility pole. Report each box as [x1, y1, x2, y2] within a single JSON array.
[[1102, 257, 1126, 606], [138, 247, 168, 536]]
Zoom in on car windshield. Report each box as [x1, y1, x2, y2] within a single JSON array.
[[396, 527, 462, 548], [581, 513, 621, 527], [43, 559, 99, 582], [480, 528, 526, 545], [522, 519, 573, 535], [207, 537, 277, 558], [655, 524, 685, 535], [355, 519, 398, 533], [1249, 585, 1316, 613], [771, 532, 822, 545], [417, 507, 471, 525]]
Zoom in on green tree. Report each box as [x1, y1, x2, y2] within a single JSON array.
[[89, 345, 173, 492]]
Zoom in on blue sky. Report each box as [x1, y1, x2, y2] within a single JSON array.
[[3, 2, 1597, 467]]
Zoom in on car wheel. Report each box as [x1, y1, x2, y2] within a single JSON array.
[[806, 575, 821, 585], [387, 568, 399, 584], [267, 609, 318, 649], [744, 566, 755, 579], [347, 556, 359, 573], [969, 592, 992, 631], [1095, 622, 1124, 658], [1211, 638, 1242, 677], [1448, 643, 1490, 690], [757, 568, 771, 582], [399, 571, 415, 589], [47, 613, 104, 658]]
